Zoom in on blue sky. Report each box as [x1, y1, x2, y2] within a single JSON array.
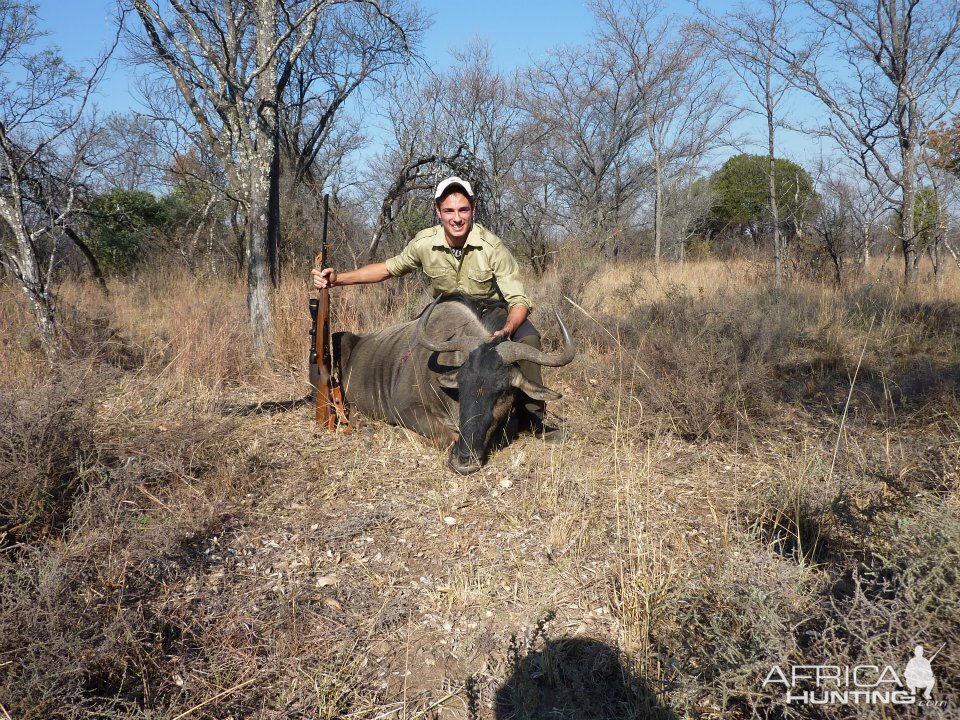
[[36, 0, 596, 108], [34, 0, 825, 167], [420, 0, 595, 71]]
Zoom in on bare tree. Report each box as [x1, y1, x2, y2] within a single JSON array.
[[524, 45, 647, 255], [916, 161, 954, 289], [280, 4, 419, 192], [694, 0, 804, 285], [91, 112, 169, 191], [593, 0, 736, 265], [363, 145, 474, 260], [781, 0, 960, 286], [811, 172, 860, 286], [0, 1, 113, 363], [845, 173, 888, 270], [438, 41, 531, 236], [128, 0, 413, 355], [661, 171, 715, 264], [366, 54, 524, 258], [277, 0, 423, 270]]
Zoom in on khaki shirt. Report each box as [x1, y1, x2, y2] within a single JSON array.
[[384, 222, 532, 310]]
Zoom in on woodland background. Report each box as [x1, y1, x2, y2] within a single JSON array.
[[2, 1, 960, 718]]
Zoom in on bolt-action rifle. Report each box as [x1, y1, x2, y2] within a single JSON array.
[[309, 194, 350, 432]]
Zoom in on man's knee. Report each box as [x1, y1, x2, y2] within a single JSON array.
[[515, 334, 544, 389]]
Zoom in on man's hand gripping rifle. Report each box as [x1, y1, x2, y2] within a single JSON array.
[[309, 194, 350, 432]]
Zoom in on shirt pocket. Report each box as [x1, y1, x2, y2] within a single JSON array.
[[423, 262, 456, 295], [464, 266, 495, 298]]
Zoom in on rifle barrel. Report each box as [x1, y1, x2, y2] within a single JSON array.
[[314, 193, 333, 427]]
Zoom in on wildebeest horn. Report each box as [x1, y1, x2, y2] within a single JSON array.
[[415, 295, 485, 354], [496, 309, 576, 367]]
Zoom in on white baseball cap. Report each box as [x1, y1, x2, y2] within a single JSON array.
[[434, 176, 474, 200]]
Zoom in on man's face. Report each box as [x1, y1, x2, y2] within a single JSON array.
[[436, 192, 474, 244]]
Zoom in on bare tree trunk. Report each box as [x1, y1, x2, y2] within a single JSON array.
[[245, 158, 274, 355], [861, 223, 870, 269], [933, 237, 944, 292], [900, 150, 918, 286], [767, 97, 782, 288], [898, 84, 919, 286], [247, 0, 279, 356], [11, 224, 60, 364], [893, 7, 919, 287], [0, 153, 61, 364], [652, 149, 663, 265], [943, 239, 960, 272], [60, 225, 108, 293], [268, 133, 282, 287]]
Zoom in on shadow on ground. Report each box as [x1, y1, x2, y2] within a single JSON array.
[[491, 636, 676, 720]]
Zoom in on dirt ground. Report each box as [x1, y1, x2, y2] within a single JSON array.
[[4, 263, 959, 719], [139, 363, 853, 718]]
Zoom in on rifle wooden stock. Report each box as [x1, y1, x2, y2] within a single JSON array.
[[314, 288, 332, 426]]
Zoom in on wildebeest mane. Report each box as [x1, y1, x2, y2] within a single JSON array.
[[417, 293, 508, 335]]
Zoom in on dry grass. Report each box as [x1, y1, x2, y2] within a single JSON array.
[[1, 251, 958, 719]]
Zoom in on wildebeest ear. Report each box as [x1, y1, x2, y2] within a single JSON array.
[[510, 368, 562, 401], [438, 351, 465, 367], [437, 370, 459, 389]]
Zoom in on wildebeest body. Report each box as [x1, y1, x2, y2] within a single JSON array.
[[336, 302, 482, 444], [334, 297, 574, 474]]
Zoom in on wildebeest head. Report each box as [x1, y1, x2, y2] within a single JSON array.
[[415, 296, 576, 475]]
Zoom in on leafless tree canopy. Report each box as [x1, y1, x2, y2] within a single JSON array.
[[126, 0, 418, 354], [3, 0, 960, 354], [780, 0, 960, 283], [596, 0, 737, 262], [0, 0, 116, 363]]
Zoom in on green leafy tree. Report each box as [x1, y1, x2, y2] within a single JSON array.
[[87, 189, 163, 275], [705, 153, 815, 251], [914, 186, 942, 242]]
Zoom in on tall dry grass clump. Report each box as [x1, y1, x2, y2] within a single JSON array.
[[0, 361, 293, 718], [0, 368, 101, 546], [0, 251, 958, 718], [0, 284, 50, 389], [538, 251, 960, 718], [60, 270, 254, 387]]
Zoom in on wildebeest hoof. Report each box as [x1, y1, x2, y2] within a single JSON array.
[[538, 425, 568, 444]]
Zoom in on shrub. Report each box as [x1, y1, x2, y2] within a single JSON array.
[[656, 543, 812, 718], [618, 286, 799, 439], [87, 189, 165, 276], [0, 373, 102, 546]]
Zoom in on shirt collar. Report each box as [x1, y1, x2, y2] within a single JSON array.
[[429, 222, 488, 249]]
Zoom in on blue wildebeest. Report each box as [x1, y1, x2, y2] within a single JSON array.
[[334, 295, 575, 474]]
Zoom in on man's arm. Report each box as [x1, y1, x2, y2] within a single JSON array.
[[493, 305, 529, 340], [484, 238, 532, 340], [312, 262, 391, 289]]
